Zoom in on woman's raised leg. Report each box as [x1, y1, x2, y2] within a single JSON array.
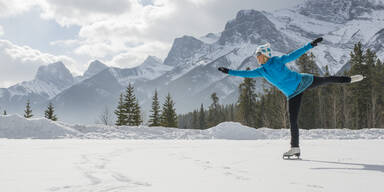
[[308, 76, 351, 89]]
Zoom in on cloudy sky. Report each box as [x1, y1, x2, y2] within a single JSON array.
[[0, 0, 303, 88]]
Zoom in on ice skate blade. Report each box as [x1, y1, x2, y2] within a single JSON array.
[[350, 75, 366, 83], [283, 154, 301, 160]]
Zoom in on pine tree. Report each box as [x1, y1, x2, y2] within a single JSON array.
[[199, 104, 206, 129], [160, 93, 178, 128], [229, 104, 235, 122], [320, 67, 335, 128], [114, 93, 126, 126], [124, 83, 138, 126], [133, 100, 142, 126], [333, 83, 346, 128], [3, 110, 6, 115], [149, 90, 161, 126], [207, 93, 224, 127], [364, 49, 381, 128], [260, 87, 286, 128], [296, 53, 320, 129], [24, 100, 33, 118], [237, 75, 258, 127], [349, 42, 369, 129], [44, 102, 57, 121], [192, 110, 198, 129], [374, 59, 384, 127]]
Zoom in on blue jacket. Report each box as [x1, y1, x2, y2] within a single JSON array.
[[228, 43, 314, 99]]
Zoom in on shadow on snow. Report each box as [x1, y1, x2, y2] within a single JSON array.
[[302, 159, 384, 173]]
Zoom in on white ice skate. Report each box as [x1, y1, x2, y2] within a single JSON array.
[[283, 147, 301, 159], [350, 75, 365, 83]]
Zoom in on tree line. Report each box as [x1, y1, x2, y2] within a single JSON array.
[[114, 83, 178, 127]]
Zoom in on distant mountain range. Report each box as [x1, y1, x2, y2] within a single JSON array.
[[1, 0, 384, 124]]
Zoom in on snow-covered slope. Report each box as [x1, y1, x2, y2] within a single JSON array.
[[135, 56, 173, 81], [296, 0, 384, 24], [199, 32, 220, 44], [1, 114, 384, 139], [0, 115, 80, 139]]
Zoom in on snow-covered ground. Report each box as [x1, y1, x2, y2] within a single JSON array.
[[1, 114, 384, 140], [1, 115, 383, 191], [0, 140, 383, 192]]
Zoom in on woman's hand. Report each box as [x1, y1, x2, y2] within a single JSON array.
[[218, 67, 229, 74], [311, 37, 323, 47]]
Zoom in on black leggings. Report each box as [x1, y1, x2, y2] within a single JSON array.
[[288, 76, 351, 147]]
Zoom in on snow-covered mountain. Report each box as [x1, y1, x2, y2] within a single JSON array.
[[78, 60, 109, 82], [50, 56, 173, 123], [0, 62, 74, 114], [297, 0, 384, 24], [268, 0, 384, 74], [2, 0, 384, 123], [7, 61, 74, 99]]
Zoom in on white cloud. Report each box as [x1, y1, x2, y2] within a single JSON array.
[[0, 80, 17, 88], [0, 39, 78, 88], [0, 0, 37, 17], [0, 25, 3, 36], [49, 39, 79, 47], [33, 0, 303, 65], [0, 0, 304, 86], [37, 0, 133, 26], [109, 41, 170, 68]]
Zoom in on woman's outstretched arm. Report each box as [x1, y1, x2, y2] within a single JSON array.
[[277, 43, 313, 64], [277, 37, 323, 64], [218, 67, 263, 78]]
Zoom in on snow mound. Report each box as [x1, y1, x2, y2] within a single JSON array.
[[66, 123, 209, 139], [0, 115, 81, 139], [1, 115, 384, 139], [206, 122, 287, 140]]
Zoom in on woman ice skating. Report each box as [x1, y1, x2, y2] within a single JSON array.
[[218, 38, 365, 159]]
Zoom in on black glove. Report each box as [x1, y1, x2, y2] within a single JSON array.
[[218, 67, 229, 74], [311, 37, 323, 47]]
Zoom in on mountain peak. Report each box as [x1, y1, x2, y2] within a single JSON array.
[[83, 60, 108, 78], [143, 56, 162, 65], [36, 62, 72, 81], [236, 9, 263, 18], [89, 60, 107, 68], [218, 9, 294, 52], [200, 32, 220, 44], [219, 10, 275, 45], [163, 35, 205, 66], [296, 0, 384, 23], [35, 61, 74, 89]]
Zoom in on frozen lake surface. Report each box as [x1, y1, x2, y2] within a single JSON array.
[[0, 139, 383, 192]]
